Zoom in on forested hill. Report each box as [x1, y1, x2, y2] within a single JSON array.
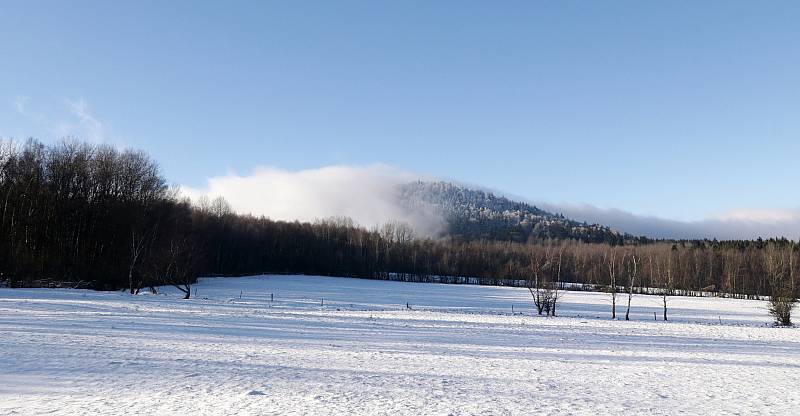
[[2, 139, 795, 303], [399, 181, 626, 244]]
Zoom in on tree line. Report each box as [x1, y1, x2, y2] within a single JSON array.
[[1, 139, 796, 323]]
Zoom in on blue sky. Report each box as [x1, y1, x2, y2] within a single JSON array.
[[2, 1, 800, 227]]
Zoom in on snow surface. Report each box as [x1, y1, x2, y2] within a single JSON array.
[[1, 275, 799, 415]]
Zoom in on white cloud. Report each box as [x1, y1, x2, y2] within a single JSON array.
[[13, 96, 29, 115], [183, 164, 800, 241], [712, 208, 800, 224], [65, 98, 106, 143], [538, 202, 800, 240], [182, 164, 444, 235], [10, 96, 113, 144], [13, 95, 47, 125]]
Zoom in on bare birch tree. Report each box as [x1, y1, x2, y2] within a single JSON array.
[[605, 248, 618, 319], [625, 250, 638, 321]]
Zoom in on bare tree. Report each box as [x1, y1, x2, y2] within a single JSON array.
[[165, 236, 200, 299], [604, 248, 618, 319], [625, 250, 638, 321], [210, 196, 232, 218], [127, 205, 164, 294], [525, 245, 563, 317], [127, 228, 149, 294], [550, 245, 565, 316], [722, 247, 742, 298], [645, 247, 670, 321], [662, 247, 676, 321], [527, 251, 549, 315]]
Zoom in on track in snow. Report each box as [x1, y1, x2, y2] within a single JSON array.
[[1, 275, 798, 415]]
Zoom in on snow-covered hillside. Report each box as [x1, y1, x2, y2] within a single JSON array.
[[1, 275, 799, 415], [399, 181, 621, 242]]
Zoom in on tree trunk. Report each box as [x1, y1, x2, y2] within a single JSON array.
[[625, 255, 637, 321]]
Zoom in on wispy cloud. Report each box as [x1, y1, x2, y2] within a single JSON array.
[[64, 98, 106, 143], [712, 208, 800, 224], [10, 96, 113, 144], [13, 95, 47, 125], [182, 164, 444, 235], [538, 202, 800, 240], [13, 96, 29, 115]]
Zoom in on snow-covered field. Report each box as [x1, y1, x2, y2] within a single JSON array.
[[1, 275, 799, 415]]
